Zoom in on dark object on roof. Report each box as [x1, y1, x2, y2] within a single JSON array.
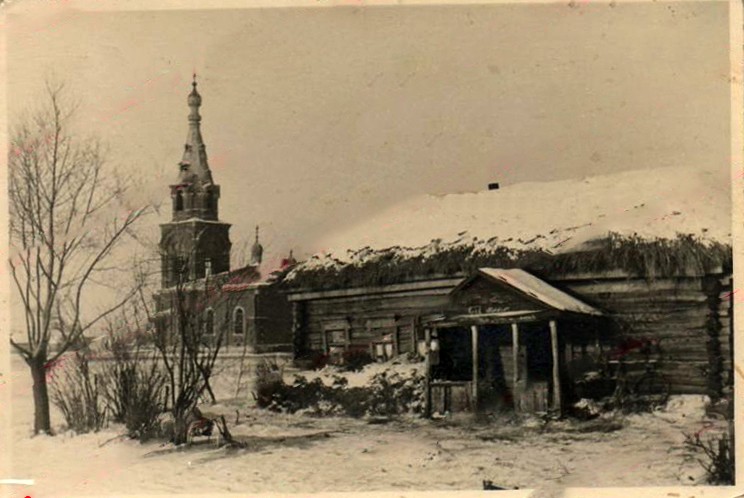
[[482, 480, 518, 490]]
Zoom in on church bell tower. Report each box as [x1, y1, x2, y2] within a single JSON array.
[[159, 76, 232, 287]]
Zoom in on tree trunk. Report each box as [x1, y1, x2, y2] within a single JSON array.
[[29, 357, 52, 434], [173, 411, 189, 445]]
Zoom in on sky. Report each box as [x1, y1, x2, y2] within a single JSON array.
[[5, 0, 732, 272]]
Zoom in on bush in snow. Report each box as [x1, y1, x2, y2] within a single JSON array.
[[340, 349, 375, 372], [365, 371, 425, 416], [50, 352, 107, 434], [683, 424, 735, 485], [253, 358, 285, 408], [100, 351, 166, 441], [258, 369, 425, 418]]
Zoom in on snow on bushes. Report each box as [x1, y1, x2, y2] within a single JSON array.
[[255, 364, 425, 418]]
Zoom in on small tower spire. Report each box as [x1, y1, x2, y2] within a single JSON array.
[[250, 225, 264, 266], [179, 75, 213, 186], [170, 78, 221, 222]]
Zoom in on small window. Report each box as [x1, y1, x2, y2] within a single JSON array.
[[175, 191, 184, 211], [203, 308, 214, 336], [321, 320, 350, 363], [233, 307, 245, 335], [366, 317, 397, 361]]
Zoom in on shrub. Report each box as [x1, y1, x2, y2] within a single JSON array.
[[684, 427, 735, 485], [341, 349, 374, 372], [366, 371, 425, 416], [309, 352, 329, 370], [50, 352, 107, 433], [102, 360, 166, 441], [259, 369, 425, 418], [253, 358, 285, 408], [100, 336, 166, 442]]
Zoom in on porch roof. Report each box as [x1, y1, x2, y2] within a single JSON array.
[[454, 268, 603, 317]]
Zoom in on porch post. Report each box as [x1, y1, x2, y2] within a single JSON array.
[[549, 319, 562, 414], [471, 325, 479, 411], [511, 323, 519, 388], [424, 327, 432, 418]]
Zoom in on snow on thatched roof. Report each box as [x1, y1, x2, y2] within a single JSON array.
[[287, 166, 731, 287], [320, 166, 730, 257]]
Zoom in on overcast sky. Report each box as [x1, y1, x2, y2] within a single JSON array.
[[6, 0, 731, 273]]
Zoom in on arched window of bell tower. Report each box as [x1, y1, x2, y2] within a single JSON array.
[[175, 191, 184, 211]]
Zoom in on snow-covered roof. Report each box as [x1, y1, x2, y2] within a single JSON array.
[[313, 166, 730, 262], [467, 268, 602, 316]]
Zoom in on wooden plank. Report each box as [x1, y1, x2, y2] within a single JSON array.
[[511, 323, 519, 388], [411, 317, 418, 354], [393, 326, 400, 356], [560, 278, 705, 293], [305, 294, 451, 315], [424, 327, 432, 417], [554, 268, 717, 281], [471, 325, 479, 411], [549, 319, 562, 414], [437, 310, 557, 328], [305, 301, 437, 316], [287, 277, 463, 301]]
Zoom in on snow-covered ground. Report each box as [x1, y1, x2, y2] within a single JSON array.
[[7, 354, 731, 497], [301, 166, 730, 268]]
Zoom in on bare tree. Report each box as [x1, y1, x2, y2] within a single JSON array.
[[150, 249, 243, 445], [8, 81, 151, 434]]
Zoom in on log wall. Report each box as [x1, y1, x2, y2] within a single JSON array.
[[556, 274, 733, 396], [291, 272, 733, 397], [299, 292, 450, 355]]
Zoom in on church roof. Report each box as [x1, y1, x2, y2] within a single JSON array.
[[178, 76, 214, 187], [217, 265, 262, 292]]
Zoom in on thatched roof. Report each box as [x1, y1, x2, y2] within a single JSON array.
[[286, 166, 731, 289]]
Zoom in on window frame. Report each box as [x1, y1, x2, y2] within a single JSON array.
[[321, 319, 350, 354], [233, 306, 245, 336]]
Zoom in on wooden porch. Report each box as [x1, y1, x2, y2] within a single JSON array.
[[422, 268, 604, 417]]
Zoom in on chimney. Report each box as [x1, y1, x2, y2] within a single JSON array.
[[488, 182, 500, 191]]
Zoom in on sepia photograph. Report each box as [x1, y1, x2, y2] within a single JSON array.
[[1, 0, 741, 496]]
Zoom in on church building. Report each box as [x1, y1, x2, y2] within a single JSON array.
[[152, 78, 293, 353]]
